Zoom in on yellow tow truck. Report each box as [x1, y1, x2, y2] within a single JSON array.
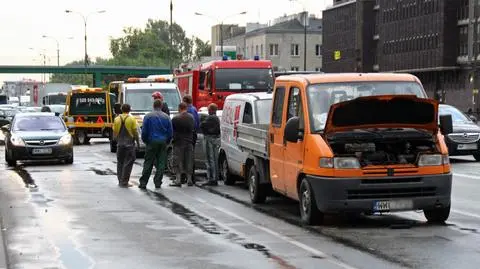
[[63, 87, 117, 145]]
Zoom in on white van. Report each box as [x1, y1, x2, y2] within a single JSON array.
[[219, 92, 273, 185]]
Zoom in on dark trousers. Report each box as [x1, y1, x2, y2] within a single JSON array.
[[204, 136, 220, 182], [139, 141, 167, 188], [174, 143, 193, 178], [116, 145, 136, 185]]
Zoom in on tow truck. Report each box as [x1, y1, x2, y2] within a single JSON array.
[[64, 88, 116, 145], [107, 77, 182, 153], [174, 56, 274, 109]]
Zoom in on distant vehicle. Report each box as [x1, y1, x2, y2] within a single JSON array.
[[0, 95, 7, 105], [42, 92, 67, 105], [2, 112, 74, 166], [8, 96, 19, 105], [439, 104, 480, 161], [46, 104, 66, 116]]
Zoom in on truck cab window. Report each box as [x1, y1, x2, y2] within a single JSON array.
[[287, 87, 304, 129], [271, 87, 286, 126], [206, 71, 212, 89], [243, 103, 253, 124]]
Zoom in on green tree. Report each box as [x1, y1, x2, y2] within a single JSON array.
[[193, 38, 211, 61]]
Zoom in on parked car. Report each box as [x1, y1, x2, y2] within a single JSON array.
[[439, 104, 480, 161], [2, 112, 74, 166]]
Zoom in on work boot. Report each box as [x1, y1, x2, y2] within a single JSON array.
[[169, 173, 182, 187]]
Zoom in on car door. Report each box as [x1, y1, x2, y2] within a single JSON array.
[[268, 86, 287, 194], [283, 86, 306, 200]]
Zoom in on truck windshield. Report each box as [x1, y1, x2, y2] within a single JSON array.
[[125, 88, 181, 112], [215, 68, 274, 92], [69, 93, 107, 115], [48, 95, 67, 105], [307, 81, 426, 132], [255, 99, 273, 124]]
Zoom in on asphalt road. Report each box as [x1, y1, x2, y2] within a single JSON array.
[[0, 139, 478, 269]]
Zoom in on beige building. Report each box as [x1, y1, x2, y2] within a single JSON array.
[[211, 24, 246, 57], [222, 12, 323, 71]]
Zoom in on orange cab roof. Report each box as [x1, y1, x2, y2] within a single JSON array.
[[275, 73, 421, 85]]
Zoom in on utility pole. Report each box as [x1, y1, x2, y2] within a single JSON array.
[[474, 0, 479, 110], [220, 23, 224, 57], [303, 12, 307, 71], [169, 0, 173, 73]]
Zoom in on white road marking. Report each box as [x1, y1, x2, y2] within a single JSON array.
[[451, 209, 480, 220], [453, 173, 480, 179], [181, 192, 360, 269]]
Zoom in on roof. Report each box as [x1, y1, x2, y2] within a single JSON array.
[[225, 92, 273, 102], [275, 73, 421, 84], [245, 17, 322, 38]]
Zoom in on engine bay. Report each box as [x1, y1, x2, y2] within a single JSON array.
[[327, 130, 438, 166]]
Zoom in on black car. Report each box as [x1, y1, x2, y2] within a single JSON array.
[[2, 112, 74, 166], [439, 104, 480, 161]]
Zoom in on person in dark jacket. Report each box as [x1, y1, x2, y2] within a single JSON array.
[[182, 95, 199, 180], [171, 102, 195, 187], [200, 103, 221, 186], [152, 91, 170, 115], [139, 99, 173, 189]]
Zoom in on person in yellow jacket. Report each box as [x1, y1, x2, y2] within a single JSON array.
[[113, 104, 140, 187]]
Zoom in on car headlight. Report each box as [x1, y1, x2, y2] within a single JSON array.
[[10, 134, 25, 146], [0, 111, 4, 116], [319, 157, 360, 169], [418, 154, 443, 166], [58, 134, 73, 145]]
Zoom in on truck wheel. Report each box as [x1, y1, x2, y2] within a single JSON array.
[[76, 131, 87, 145], [473, 153, 480, 161], [220, 156, 235, 185], [110, 140, 117, 153], [424, 206, 450, 224], [299, 178, 324, 225], [248, 165, 267, 204]]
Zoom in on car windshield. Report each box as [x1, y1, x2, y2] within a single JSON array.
[[255, 99, 273, 124], [307, 81, 426, 132], [439, 105, 471, 124], [13, 115, 65, 131], [125, 88, 180, 112], [69, 93, 109, 115], [215, 68, 274, 92]]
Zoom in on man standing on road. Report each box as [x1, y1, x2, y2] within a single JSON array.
[[182, 95, 199, 180], [152, 91, 170, 116], [170, 102, 195, 187], [113, 104, 140, 188], [139, 99, 173, 189], [200, 103, 221, 186]]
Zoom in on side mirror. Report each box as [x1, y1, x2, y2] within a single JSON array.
[[439, 114, 453, 135], [284, 117, 300, 143], [469, 114, 477, 123]]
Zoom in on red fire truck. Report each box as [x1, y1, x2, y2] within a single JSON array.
[[174, 57, 274, 109]]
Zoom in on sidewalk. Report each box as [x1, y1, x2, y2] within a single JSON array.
[[0, 216, 7, 269]]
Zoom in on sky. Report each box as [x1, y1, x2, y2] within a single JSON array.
[[0, 0, 328, 84]]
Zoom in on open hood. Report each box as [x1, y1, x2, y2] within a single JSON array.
[[323, 95, 439, 135]]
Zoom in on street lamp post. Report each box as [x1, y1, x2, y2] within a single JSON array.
[[65, 9, 106, 68], [42, 35, 74, 66], [195, 11, 247, 57]]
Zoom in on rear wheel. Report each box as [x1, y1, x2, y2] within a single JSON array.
[[219, 156, 235, 185], [75, 130, 87, 145], [299, 178, 324, 225], [473, 153, 480, 161], [248, 165, 267, 204], [424, 206, 450, 224]]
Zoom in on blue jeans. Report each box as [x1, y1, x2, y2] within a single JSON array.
[[203, 135, 220, 182]]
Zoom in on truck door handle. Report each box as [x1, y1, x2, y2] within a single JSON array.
[[270, 133, 274, 143]]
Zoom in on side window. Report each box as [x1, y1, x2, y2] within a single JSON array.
[[243, 102, 253, 124], [271, 87, 286, 126], [206, 71, 212, 89], [287, 87, 304, 129]]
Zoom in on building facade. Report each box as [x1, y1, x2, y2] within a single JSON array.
[[211, 24, 246, 57], [222, 12, 323, 71], [322, 0, 480, 112]]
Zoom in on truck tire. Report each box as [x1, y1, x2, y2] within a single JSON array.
[[248, 165, 267, 204], [110, 140, 117, 153], [74, 130, 87, 145], [220, 156, 235, 185], [424, 206, 450, 224], [299, 178, 324, 225]]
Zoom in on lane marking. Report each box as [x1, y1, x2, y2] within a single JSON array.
[[453, 173, 480, 180], [182, 192, 360, 269], [451, 209, 480, 220]]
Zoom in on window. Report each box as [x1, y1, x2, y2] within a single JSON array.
[[214, 68, 274, 91], [261, 44, 264, 58], [14, 115, 66, 131], [315, 44, 321, 56], [291, 66, 300, 71], [243, 102, 253, 124], [271, 87, 286, 126], [291, 44, 299, 56], [269, 44, 279, 56], [255, 45, 259, 56], [286, 87, 304, 129]]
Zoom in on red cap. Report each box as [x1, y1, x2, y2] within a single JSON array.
[[152, 91, 163, 100]]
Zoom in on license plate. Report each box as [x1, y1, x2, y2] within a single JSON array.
[[373, 200, 413, 212], [457, 144, 478, 150], [32, 148, 52, 154]]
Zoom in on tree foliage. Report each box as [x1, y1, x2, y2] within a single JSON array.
[[50, 19, 211, 85]]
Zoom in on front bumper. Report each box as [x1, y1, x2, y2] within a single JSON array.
[[445, 140, 480, 156], [307, 173, 452, 213], [10, 145, 73, 161]]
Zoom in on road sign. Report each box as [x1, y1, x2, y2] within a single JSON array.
[[96, 116, 104, 124], [224, 51, 237, 60]]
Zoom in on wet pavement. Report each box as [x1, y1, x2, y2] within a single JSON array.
[[0, 139, 479, 269]]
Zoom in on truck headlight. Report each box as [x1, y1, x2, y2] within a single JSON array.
[[442, 155, 450, 165], [58, 134, 72, 145], [334, 157, 360, 169], [319, 157, 333, 168], [418, 154, 443, 166], [10, 134, 25, 146]]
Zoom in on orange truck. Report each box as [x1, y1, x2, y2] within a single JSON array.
[[236, 73, 454, 225]]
